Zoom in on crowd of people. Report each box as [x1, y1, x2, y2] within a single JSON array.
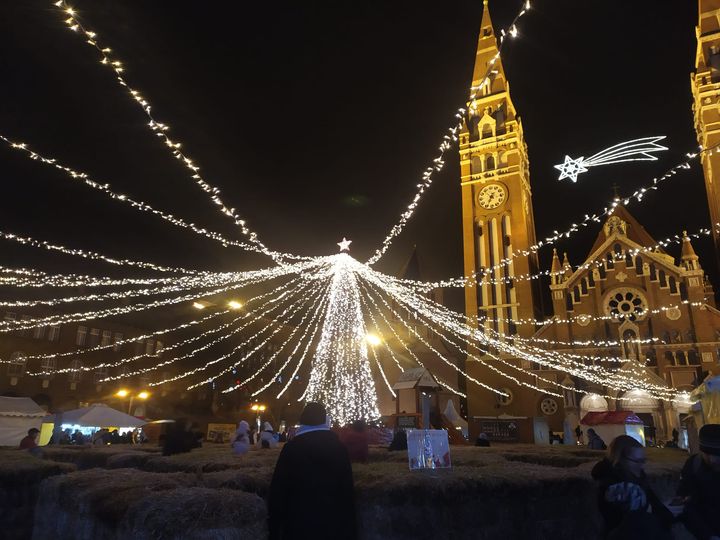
[[16, 404, 719, 539]]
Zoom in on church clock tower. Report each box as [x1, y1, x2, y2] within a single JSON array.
[[459, 1, 545, 422], [692, 0, 720, 265], [459, 0, 541, 341]]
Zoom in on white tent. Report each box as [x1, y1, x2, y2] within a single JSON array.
[[0, 396, 45, 446], [443, 399, 468, 438], [46, 403, 146, 430]]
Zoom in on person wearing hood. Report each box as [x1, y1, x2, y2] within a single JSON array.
[[676, 423, 720, 540], [231, 420, 251, 455], [591, 435, 673, 539], [587, 428, 607, 450], [258, 421, 278, 449], [268, 402, 356, 540]]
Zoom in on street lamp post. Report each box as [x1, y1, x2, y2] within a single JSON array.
[[115, 389, 150, 415], [250, 403, 266, 433]]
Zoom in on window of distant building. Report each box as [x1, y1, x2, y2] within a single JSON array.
[[155, 341, 164, 357], [145, 339, 155, 356], [89, 328, 100, 347], [33, 325, 46, 340], [40, 357, 57, 377], [76, 326, 88, 347], [113, 332, 123, 352], [47, 325, 61, 342], [93, 366, 108, 384], [101, 330, 112, 347], [4, 312, 17, 322], [68, 359, 82, 383], [8, 351, 26, 376]]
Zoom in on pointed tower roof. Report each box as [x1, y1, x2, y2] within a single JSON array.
[[562, 252, 572, 280], [471, 0, 507, 93], [681, 230, 699, 262], [550, 248, 561, 274], [399, 246, 422, 281]]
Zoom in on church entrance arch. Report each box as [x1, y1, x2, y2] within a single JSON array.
[[619, 389, 661, 444]]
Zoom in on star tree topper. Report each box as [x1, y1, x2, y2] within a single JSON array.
[[337, 237, 352, 252], [554, 136, 668, 183]]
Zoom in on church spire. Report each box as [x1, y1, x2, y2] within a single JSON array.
[[681, 230, 701, 271], [471, 0, 507, 94], [562, 252, 572, 281], [550, 248, 562, 285]]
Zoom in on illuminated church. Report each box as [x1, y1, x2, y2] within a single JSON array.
[[458, 0, 720, 441]]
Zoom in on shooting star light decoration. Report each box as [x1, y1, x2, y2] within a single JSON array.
[[555, 136, 668, 182]]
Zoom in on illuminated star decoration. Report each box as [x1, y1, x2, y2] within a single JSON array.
[[337, 237, 352, 252], [554, 155, 589, 182], [555, 136, 668, 183]]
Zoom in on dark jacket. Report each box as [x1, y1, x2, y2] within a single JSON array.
[[268, 429, 356, 540], [677, 453, 720, 540], [591, 458, 673, 539], [587, 432, 607, 450], [341, 429, 369, 463]]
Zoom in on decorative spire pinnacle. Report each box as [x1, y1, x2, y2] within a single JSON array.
[[551, 248, 561, 274], [681, 230, 700, 265], [562, 252, 572, 280]]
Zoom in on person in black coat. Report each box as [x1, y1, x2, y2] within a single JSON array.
[[268, 402, 356, 540], [591, 435, 673, 539], [676, 423, 720, 540]]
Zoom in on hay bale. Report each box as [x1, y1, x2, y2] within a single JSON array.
[[32, 468, 195, 539], [106, 451, 154, 469], [41, 445, 159, 469], [125, 487, 266, 539], [0, 450, 76, 539]]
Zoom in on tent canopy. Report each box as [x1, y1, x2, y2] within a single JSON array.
[[46, 403, 146, 429], [393, 367, 441, 390], [0, 396, 45, 446], [0, 396, 46, 418], [581, 411, 644, 426]]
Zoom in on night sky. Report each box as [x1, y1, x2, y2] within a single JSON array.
[[0, 0, 706, 314]]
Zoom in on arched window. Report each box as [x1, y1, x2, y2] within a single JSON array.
[[471, 156, 483, 174], [481, 123, 493, 139], [93, 366, 108, 384], [486, 155, 495, 170], [8, 352, 26, 376], [687, 350, 699, 365], [581, 278, 588, 295], [40, 358, 57, 379], [676, 351, 687, 366], [664, 350, 675, 365], [669, 277, 678, 294], [634, 256, 643, 273], [606, 253, 614, 269]]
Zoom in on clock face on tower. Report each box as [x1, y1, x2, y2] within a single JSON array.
[[477, 183, 507, 210]]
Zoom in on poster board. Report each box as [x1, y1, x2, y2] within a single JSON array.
[[207, 423, 236, 443], [478, 418, 520, 442], [407, 429, 451, 470]]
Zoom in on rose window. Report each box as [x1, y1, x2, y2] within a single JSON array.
[[604, 288, 647, 322], [540, 397, 559, 416]]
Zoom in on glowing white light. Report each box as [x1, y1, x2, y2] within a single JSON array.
[[555, 136, 668, 182]]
